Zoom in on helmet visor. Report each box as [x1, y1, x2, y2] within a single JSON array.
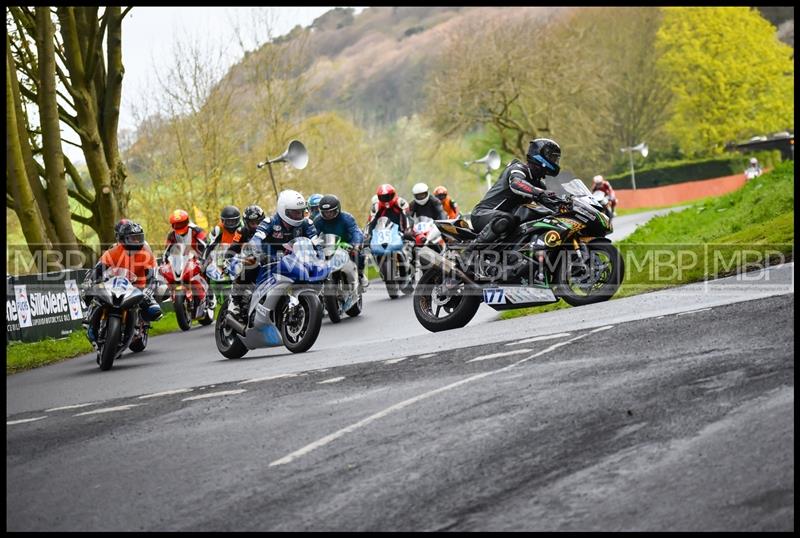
[[378, 193, 394, 203], [172, 221, 189, 233], [124, 232, 145, 248], [285, 208, 304, 222], [321, 208, 339, 220], [435, 192, 446, 201], [414, 192, 428, 201], [222, 217, 240, 230]]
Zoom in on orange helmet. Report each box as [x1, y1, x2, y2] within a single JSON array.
[[433, 185, 448, 201], [376, 184, 397, 209], [169, 209, 190, 235]]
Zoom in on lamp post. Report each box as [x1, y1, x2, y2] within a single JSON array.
[[464, 149, 501, 192], [620, 142, 649, 190]]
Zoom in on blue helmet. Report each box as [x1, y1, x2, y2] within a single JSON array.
[[307, 193, 323, 218]]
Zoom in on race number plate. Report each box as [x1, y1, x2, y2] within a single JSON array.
[[483, 288, 506, 305], [483, 286, 556, 305]]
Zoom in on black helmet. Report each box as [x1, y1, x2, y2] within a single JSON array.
[[119, 221, 145, 252], [243, 204, 265, 231], [319, 194, 341, 220], [114, 218, 132, 243], [220, 205, 241, 232], [527, 138, 561, 177]]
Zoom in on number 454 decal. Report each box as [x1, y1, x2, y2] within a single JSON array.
[[483, 288, 506, 305]]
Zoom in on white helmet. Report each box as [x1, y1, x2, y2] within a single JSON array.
[[412, 182, 430, 205], [749, 157, 758, 165], [593, 175, 604, 185], [276, 189, 307, 227]]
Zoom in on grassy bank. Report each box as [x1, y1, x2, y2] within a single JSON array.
[[7, 308, 214, 375], [501, 161, 794, 320]]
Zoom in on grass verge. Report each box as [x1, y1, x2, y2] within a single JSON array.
[[7, 307, 218, 375], [501, 161, 794, 320]]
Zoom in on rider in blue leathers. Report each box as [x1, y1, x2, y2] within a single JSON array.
[[227, 190, 316, 317], [313, 194, 368, 290]]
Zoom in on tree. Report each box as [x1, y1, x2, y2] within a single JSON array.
[[6, 6, 133, 269], [656, 7, 795, 156]]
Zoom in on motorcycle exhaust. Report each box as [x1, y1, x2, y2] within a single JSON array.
[[417, 246, 479, 288], [224, 313, 247, 335]]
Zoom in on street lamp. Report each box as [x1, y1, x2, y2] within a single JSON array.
[[257, 140, 309, 199], [464, 149, 501, 192], [620, 142, 649, 190]]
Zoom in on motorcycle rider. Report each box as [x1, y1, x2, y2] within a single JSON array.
[[162, 209, 209, 264], [592, 175, 617, 215], [744, 157, 762, 180], [226, 191, 317, 317], [307, 193, 323, 221], [313, 194, 369, 290], [409, 182, 447, 221], [203, 205, 242, 268], [433, 185, 460, 219], [464, 138, 567, 259], [81, 221, 163, 347], [365, 183, 411, 242]]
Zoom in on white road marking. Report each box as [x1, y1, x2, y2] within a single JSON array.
[[45, 403, 97, 412], [74, 404, 141, 416], [182, 389, 247, 401], [418, 353, 436, 359], [138, 388, 193, 399], [269, 331, 591, 467], [505, 333, 571, 346], [677, 308, 712, 316], [589, 325, 615, 333], [239, 373, 298, 385], [467, 349, 532, 363], [8, 416, 47, 425], [383, 357, 407, 365], [318, 377, 345, 384]]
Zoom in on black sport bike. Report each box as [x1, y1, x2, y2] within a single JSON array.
[[413, 179, 624, 332]]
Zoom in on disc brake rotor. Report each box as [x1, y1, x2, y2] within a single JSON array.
[[285, 304, 307, 340]]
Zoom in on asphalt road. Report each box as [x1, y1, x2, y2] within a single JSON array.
[[5, 206, 692, 415], [6, 293, 794, 531]]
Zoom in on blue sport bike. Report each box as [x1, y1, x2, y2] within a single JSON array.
[[215, 237, 330, 358]]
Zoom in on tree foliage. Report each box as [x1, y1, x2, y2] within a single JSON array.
[[6, 6, 132, 269], [656, 7, 794, 156]]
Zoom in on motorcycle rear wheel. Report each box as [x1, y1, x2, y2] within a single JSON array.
[[413, 268, 480, 332], [215, 299, 248, 359]]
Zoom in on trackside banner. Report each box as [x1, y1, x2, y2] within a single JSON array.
[[6, 269, 89, 344]]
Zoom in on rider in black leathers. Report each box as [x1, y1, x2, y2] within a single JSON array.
[[464, 138, 566, 257]]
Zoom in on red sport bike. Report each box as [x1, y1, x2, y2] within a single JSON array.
[[158, 247, 214, 330]]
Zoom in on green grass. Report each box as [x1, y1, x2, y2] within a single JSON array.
[[501, 162, 794, 320], [6, 308, 215, 375]]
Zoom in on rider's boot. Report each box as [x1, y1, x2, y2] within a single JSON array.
[[359, 271, 369, 291]]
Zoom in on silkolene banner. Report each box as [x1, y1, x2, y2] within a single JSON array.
[[6, 269, 89, 344]]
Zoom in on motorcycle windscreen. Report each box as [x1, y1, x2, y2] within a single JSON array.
[[277, 237, 330, 282]]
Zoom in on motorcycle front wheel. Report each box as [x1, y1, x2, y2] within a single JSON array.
[[554, 241, 623, 306], [413, 268, 481, 333], [174, 292, 192, 331], [324, 278, 343, 324], [281, 294, 323, 353], [98, 315, 122, 370]]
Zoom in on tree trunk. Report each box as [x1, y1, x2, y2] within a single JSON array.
[[35, 6, 80, 256]]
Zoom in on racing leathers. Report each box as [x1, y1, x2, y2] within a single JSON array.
[[592, 179, 617, 212], [467, 159, 562, 255], [409, 197, 447, 221], [366, 202, 410, 241], [161, 224, 208, 265], [82, 243, 163, 345], [227, 214, 317, 315], [313, 211, 366, 280]]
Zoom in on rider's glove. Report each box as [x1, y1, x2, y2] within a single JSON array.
[[402, 229, 415, 241]]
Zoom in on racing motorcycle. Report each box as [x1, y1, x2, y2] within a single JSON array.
[[369, 216, 415, 299], [591, 190, 614, 221], [85, 268, 150, 371], [215, 237, 329, 358], [321, 233, 363, 323], [410, 216, 446, 253], [413, 179, 624, 332], [158, 246, 214, 331]]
